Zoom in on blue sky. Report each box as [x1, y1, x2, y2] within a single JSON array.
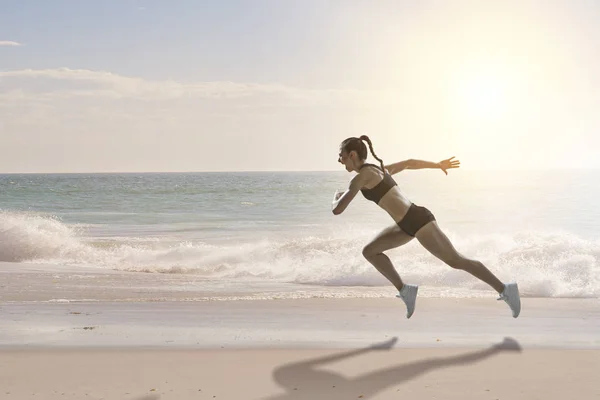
[[1, 1, 600, 172], [2, 1, 417, 86]]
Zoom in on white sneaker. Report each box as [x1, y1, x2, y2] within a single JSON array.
[[396, 284, 418, 319], [497, 283, 521, 318]]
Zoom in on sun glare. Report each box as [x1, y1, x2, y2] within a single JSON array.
[[453, 66, 514, 119], [446, 62, 531, 165], [449, 63, 528, 130], [461, 77, 506, 116]]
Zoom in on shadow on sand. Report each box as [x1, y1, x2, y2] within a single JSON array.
[[260, 336, 522, 400]]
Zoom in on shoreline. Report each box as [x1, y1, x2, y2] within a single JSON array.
[[2, 297, 599, 350]]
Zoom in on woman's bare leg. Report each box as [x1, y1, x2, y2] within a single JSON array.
[[415, 221, 505, 294], [362, 225, 414, 292]]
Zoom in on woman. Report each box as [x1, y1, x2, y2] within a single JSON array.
[[331, 135, 520, 319]]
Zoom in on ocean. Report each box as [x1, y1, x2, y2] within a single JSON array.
[[1, 170, 599, 299]]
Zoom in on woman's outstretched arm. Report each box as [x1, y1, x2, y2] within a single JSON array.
[[385, 157, 460, 175]]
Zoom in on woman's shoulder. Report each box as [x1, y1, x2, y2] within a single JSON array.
[[355, 165, 385, 189]]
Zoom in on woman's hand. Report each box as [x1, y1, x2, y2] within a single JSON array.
[[333, 190, 344, 201], [438, 157, 460, 175]]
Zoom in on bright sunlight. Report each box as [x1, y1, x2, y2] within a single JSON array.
[[452, 64, 522, 121]]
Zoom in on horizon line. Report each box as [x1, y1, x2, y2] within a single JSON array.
[[1, 167, 599, 175]]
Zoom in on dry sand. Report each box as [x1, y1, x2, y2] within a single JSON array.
[[2, 263, 599, 399]]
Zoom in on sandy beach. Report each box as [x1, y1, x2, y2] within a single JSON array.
[[2, 263, 600, 400], [3, 344, 599, 400]]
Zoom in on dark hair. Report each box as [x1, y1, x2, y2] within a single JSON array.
[[340, 135, 385, 171]]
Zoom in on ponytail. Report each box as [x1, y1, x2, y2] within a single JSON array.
[[359, 135, 385, 172]]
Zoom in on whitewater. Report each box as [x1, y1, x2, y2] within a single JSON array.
[[1, 170, 599, 299]]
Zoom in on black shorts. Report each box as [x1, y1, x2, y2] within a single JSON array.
[[397, 203, 436, 236]]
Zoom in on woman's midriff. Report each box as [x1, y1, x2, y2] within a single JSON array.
[[377, 186, 413, 223]]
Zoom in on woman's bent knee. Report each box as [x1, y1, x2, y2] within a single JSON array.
[[362, 244, 378, 260]]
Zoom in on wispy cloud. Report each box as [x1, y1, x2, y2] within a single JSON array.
[[0, 41, 22, 47], [0, 68, 405, 139], [0, 68, 405, 172], [0, 68, 395, 107]]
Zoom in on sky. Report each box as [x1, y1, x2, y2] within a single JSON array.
[[1, 0, 600, 173]]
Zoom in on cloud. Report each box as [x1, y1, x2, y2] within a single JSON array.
[[0, 67, 424, 172], [0, 41, 22, 46], [0, 68, 396, 107], [0, 68, 414, 172], [0, 68, 406, 138], [3, 66, 580, 172]]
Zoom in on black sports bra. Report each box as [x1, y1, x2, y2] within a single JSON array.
[[359, 164, 397, 204]]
